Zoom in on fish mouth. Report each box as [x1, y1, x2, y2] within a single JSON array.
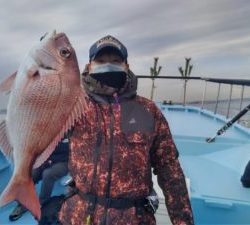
[[40, 30, 57, 41], [43, 30, 67, 43]]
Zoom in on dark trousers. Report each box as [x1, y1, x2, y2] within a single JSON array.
[[32, 161, 68, 204]]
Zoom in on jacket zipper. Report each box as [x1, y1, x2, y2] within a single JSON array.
[[102, 103, 115, 225]]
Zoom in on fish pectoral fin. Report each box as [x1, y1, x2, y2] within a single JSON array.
[[33, 89, 87, 169], [0, 71, 17, 93], [0, 120, 13, 161], [0, 176, 41, 221]]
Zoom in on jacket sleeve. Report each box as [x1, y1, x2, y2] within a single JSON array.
[[150, 108, 194, 225]]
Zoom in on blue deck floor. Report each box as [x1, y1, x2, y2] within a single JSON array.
[[158, 104, 250, 224], [1, 104, 250, 224]]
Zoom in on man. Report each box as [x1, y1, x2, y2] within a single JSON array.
[[59, 35, 194, 225], [9, 136, 69, 221]]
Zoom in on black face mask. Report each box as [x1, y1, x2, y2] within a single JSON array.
[[91, 71, 127, 89]]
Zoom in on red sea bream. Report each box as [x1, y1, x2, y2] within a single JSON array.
[[0, 31, 86, 220]]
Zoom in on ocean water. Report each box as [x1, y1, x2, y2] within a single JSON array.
[[190, 98, 250, 128]]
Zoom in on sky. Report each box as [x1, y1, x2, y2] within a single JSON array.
[[0, 0, 250, 106]]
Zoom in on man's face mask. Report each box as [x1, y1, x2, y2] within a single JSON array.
[[89, 63, 127, 89]]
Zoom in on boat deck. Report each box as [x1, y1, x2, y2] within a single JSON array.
[[159, 104, 250, 224], [1, 104, 250, 224]]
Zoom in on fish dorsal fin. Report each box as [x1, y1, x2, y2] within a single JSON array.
[[33, 89, 87, 168], [0, 72, 17, 92], [0, 120, 13, 161]]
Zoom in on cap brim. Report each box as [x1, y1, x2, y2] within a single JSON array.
[[92, 45, 125, 61]]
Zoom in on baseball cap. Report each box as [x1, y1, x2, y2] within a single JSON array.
[[89, 35, 128, 61]]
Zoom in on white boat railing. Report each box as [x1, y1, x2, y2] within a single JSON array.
[[201, 77, 250, 118], [137, 76, 250, 127]]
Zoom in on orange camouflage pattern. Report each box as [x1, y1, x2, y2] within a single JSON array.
[[59, 94, 194, 225]]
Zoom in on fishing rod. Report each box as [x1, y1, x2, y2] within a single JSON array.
[[206, 103, 250, 143]]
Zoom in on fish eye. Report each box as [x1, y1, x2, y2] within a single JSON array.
[[60, 47, 71, 58]]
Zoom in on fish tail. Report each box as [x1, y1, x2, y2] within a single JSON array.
[[0, 175, 41, 220]]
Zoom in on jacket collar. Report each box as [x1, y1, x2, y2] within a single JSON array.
[[82, 69, 137, 103]]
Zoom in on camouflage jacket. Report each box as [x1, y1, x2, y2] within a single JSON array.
[[59, 72, 194, 225]]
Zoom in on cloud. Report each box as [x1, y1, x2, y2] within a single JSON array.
[[0, 0, 249, 80]]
